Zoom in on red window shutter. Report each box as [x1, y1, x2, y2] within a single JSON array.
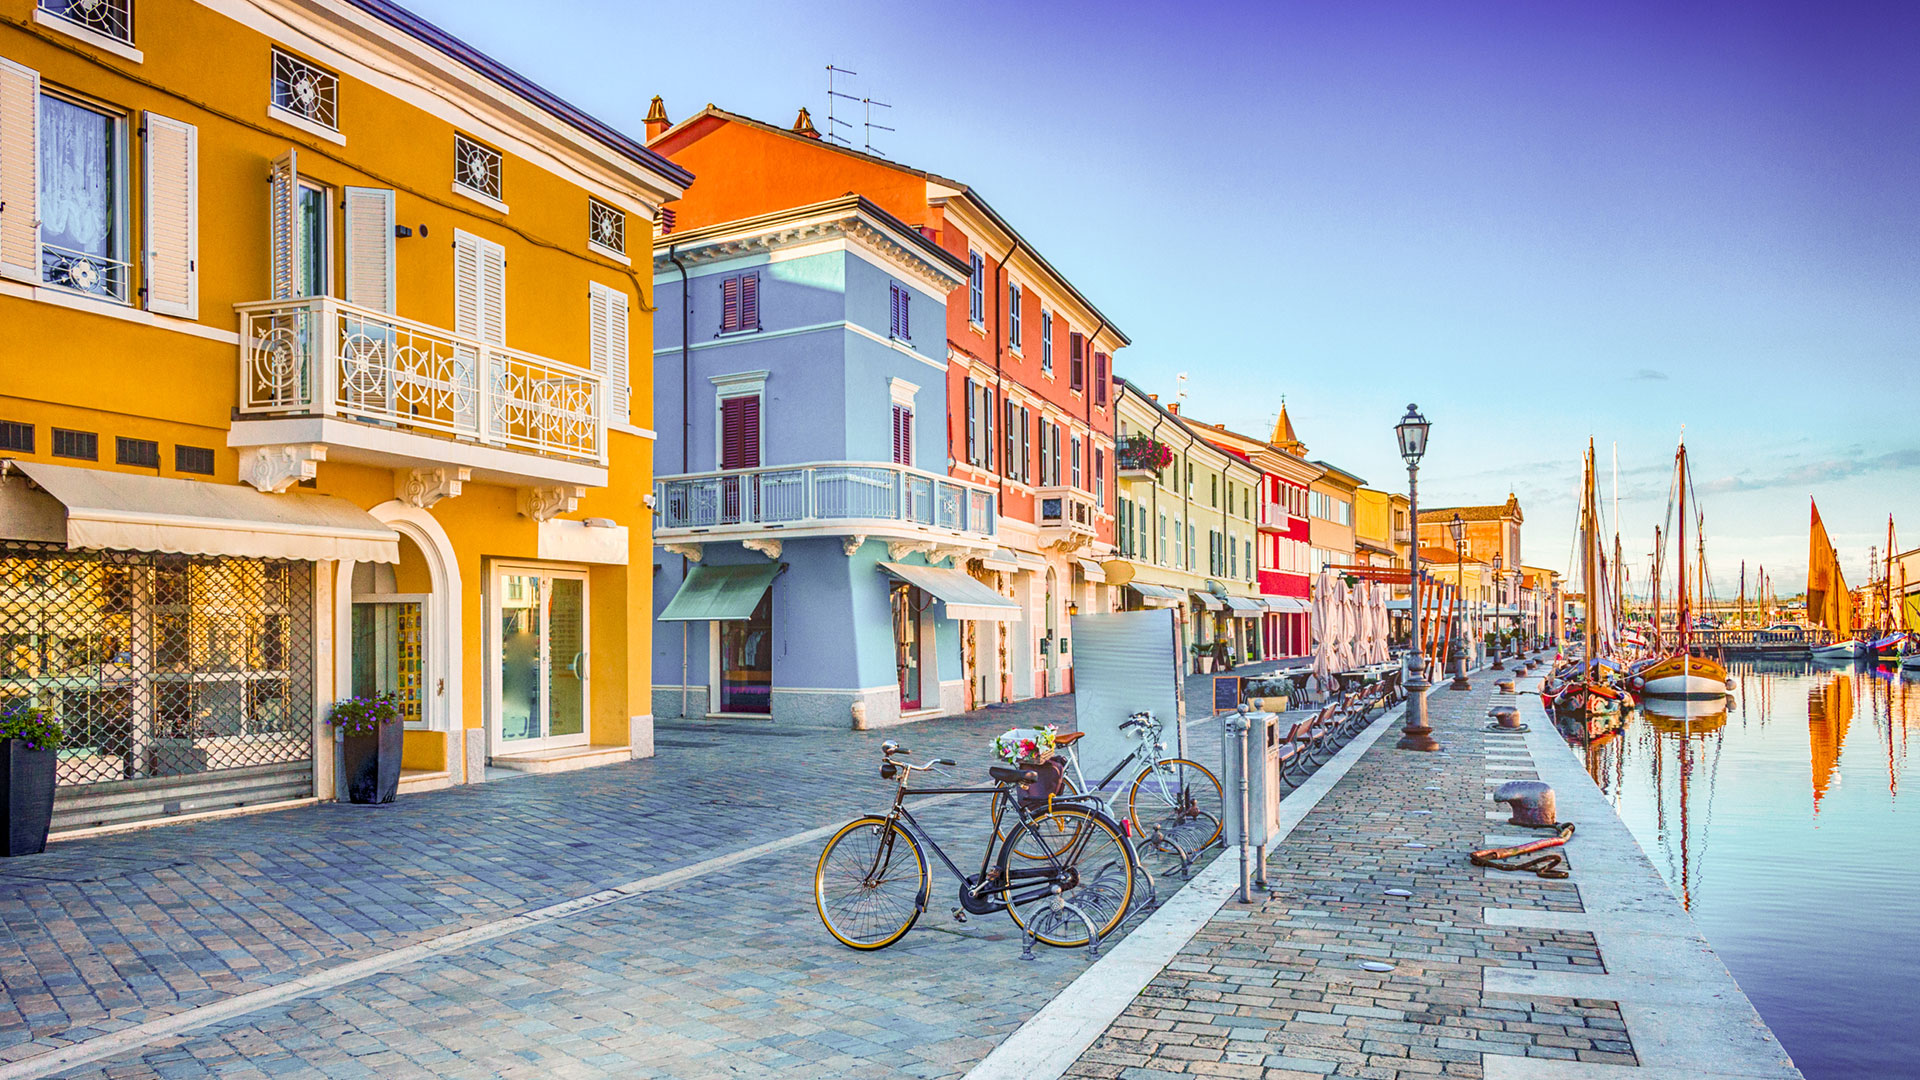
[[721, 396, 760, 469], [1094, 353, 1109, 405], [721, 276, 741, 332], [1069, 333, 1084, 390], [740, 274, 759, 329], [892, 404, 912, 465]]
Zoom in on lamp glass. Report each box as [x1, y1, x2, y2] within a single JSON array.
[[1395, 405, 1429, 464], [1449, 513, 1465, 546]]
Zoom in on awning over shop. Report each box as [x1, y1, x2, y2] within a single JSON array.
[[1265, 596, 1311, 614], [977, 548, 1021, 572], [658, 562, 783, 621], [3, 460, 399, 563], [1191, 590, 1226, 612], [878, 562, 1022, 622], [1224, 595, 1264, 618], [1013, 551, 1049, 572], [1075, 558, 1107, 583], [1127, 582, 1182, 607]]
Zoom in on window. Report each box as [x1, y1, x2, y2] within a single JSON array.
[[587, 197, 625, 256], [1118, 495, 1131, 555], [0, 421, 32, 452], [964, 378, 977, 465], [968, 251, 984, 323], [1159, 513, 1169, 566], [1004, 398, 1019, 480], [1040, 311, 1053, 374], [453, 133, 502, 203], [889, 282, 911, 340], [1093, 352, 1109, 406], [1172, 516, 1182, 568], [296, 181, 329, 297], [1019, 406, 1031, 483], [1050, 422, 1063, 487], [52, 428, 95, 460], [719, 395, 761, 470], [719, 273, 759, 333], [38, 0, 133, 47], [891, 404, 913, 466], [1187, 523, 1196, 570], [1229, 534, 1238, 577], [36, 92, 129, 303], [1211, 475, 1218, 507], [1070, 435, 1082, 490], [1094, 446, 1105, 508], [270, 49, 338, 131], [1008, 283, 1022, 351], [587, 281, 631, 427], [116, 436, 158, 468], [1069, 332, 1083, 391], [175, 445, 214, 475]]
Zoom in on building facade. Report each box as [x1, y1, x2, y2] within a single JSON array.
[[0, 0, 686, 830], [1308, 463, 1364, 576], [1110, 381, 1262, 673], [648, 197, 1004, 728], [645, 103, 1127, 706]]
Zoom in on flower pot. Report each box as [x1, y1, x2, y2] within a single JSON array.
[[341, 721, 404, 805], [1, 739, 57, 857], [1196, 655, 1214, 674]]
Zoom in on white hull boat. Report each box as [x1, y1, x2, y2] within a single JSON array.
[[1812, 640, 1874, 661]]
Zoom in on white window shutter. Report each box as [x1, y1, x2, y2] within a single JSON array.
[[0, 58, 41, 284], [453, 231, 480, 338], [143, 112, 198, 319], [588, 281, 629, 427], [267, 149, 300, 299], [479, 238, 505, 345], [343, 186, 395, 313]]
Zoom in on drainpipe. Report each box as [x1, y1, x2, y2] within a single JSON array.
[[669, 244, 691, 720], [991, 236, 1021, 693]]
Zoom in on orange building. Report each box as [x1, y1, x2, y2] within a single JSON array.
[[644, 104, 1128, 704]]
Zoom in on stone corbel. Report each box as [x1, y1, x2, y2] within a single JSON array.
[[662, 542, 703, 562], [741, 538, 782, 560], [887, 539, 935, 562], [394, 467, 471, 509], [924, 544, 969, 567], [841, 534, 867, 557], [519, 485, 586, 522], [240, 444, 327, 493]]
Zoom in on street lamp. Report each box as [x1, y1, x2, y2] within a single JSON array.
[[1393, 405, 1438, 752], [1449, 512, 1471, 690], [1489, 555, 1504, 670]]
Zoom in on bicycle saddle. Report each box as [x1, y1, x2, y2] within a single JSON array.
[[989, 765, 1039, 785], [1054, 731, 1086, 747]]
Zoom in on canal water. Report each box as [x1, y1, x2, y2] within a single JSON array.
[[1556, 662, 1918, 1080]]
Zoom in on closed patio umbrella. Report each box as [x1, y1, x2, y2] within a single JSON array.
[[1312, 568, 1334, 694]]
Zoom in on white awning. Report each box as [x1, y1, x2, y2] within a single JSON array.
[[4, 461, 399, 563], [1076, 558, 1107, 583], [1224, 595, 1264, 618], [879, 562, 1022, 622], [976, 548, 1020, 572], [1127, 582, 1182, 608], [1013, 551, 1049, 572], [1191, 590, 1226, 612], [1265, 596, 1311, 614]]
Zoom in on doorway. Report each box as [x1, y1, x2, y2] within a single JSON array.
[[716, 591, 773, 715], [492, 568, 589, 753], [892, 582, 924, 711]]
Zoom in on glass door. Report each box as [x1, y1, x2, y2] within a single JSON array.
[[717, 592, 772, 715], [351, 598, 423, 726], [495, 569, 589, 752], [893, 583, 922, 711]]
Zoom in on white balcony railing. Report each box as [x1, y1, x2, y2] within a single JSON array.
[[656, 462, 996, 539], [236, 296, 605, 464], [1258, 500, 1285, 529], [1036, 486, 1097, 537]]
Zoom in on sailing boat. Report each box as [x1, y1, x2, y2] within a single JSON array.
[[1544, 439, 1625, 728], [1870, 517, 1910, 664], [1809, 499, 1873, 661], [1638, 436, 1731, 699]]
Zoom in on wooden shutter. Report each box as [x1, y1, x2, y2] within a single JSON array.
[[142, 112, 198, 318], [343, 186, 395, 313], [720, 395, 760, 469], [1070, 332, 1084, 390], [1094, 352, 1109, 405], [888, 283, 901, 336], [589, 281, 629, 427], [963, 377, 976, 464], [982, 386, 993, 470], [268, 149, 300, 299], [892, 404, 912, 465], [1004, 398, 1017, 476], [898, 287, 910, 339], [453, 230, 505, 344], [740, 272, 759, 330], [0, 59, 40, 284], [720, 275, 741, 332]]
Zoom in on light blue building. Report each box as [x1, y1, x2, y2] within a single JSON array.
[[651, 197, 1015, 728]]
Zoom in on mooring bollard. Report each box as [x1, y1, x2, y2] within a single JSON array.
[[1493, 780, 1556, 826]]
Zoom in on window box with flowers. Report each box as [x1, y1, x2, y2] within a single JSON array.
[[0, 702, 62, 857], [330, 694, 403, 805], [1117, 435, 1174, 479]]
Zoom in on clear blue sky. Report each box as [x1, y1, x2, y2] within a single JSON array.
[[410, 0, 1919, 596]]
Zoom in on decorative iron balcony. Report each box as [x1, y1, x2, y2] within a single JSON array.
[[236, 297, 604, 464], [655, 462, 997, 540]]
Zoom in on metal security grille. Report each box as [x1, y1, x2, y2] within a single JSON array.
[[0, 543, 314, 801]]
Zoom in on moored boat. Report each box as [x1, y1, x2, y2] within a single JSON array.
[[1641, 435, 1731, 701], [1812, 639, 1874, 662]]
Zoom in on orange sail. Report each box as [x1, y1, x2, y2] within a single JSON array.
[[1807, 499, 1855, 637]]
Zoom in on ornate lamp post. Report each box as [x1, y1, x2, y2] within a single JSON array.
[[1449, 513, 1471, 690], [1489, 556, 1504, 670], [1394, 405, 1438, 752]]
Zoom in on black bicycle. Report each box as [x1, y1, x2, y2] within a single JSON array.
[[814, 741, 1136, 951]]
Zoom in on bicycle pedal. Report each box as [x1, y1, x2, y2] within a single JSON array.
[[951, 908, 968, 923]]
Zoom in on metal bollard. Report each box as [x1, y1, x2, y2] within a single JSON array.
[[1493, 780, 1556, 826], [1222, 707, 1252, 903]]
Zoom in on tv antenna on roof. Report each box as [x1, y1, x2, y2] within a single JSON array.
[[825, 65, 859, 147], [862, 96, 894, 157]]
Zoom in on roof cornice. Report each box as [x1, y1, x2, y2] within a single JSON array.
[[653, 196, 969, 293]]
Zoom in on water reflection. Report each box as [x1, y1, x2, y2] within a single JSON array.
[[1549, 660, 1920, 1079]]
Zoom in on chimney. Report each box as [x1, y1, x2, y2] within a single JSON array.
[[792, 107, 821, 139], [1167, 403, 1180, 415], [643, 96, 670, 141]]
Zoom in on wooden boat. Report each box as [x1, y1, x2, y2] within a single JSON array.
[[1639, 436, 1730, 700], [1807, 499, 1870, 661], [1555, 441, 1624, 719]]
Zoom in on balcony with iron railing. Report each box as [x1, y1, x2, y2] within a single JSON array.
[[233, 297, 606, 486], [655, 462, 997, 546], [1115, 435, 1173, 478]]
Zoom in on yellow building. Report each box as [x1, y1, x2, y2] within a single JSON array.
[[1110, 379, 1262, 674], [0, 0, 688, 830], [1308, 462, 1363, 574], [1352, 487, 1409, 574]]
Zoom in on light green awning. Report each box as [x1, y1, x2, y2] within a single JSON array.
[[658, 562, 782, 621], [878, 562, 1022, 622]]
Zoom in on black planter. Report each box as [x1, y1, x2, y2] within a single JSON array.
[[341, 722, 403, 805], [1, 739, 57, 857]]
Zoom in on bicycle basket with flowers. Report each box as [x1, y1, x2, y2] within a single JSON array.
[[992, 726, 1058, 764]]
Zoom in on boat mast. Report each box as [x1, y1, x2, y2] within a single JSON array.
[[1587, 440, 1600, 664], [1886, 515, 1896, 635], [1651, 526, 1663, 653], [1676, 439, 1690, 657]]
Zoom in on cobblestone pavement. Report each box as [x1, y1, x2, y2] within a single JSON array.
[[1064, 663, 1638, 1080], [0, 661, 1294, 1079]]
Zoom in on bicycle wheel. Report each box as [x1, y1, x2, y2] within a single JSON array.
[[998, 805, 1135, 948], [1128, 758, 1224, 853], [815, 816, 927, 950], [989, 771, 1081, 856]]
